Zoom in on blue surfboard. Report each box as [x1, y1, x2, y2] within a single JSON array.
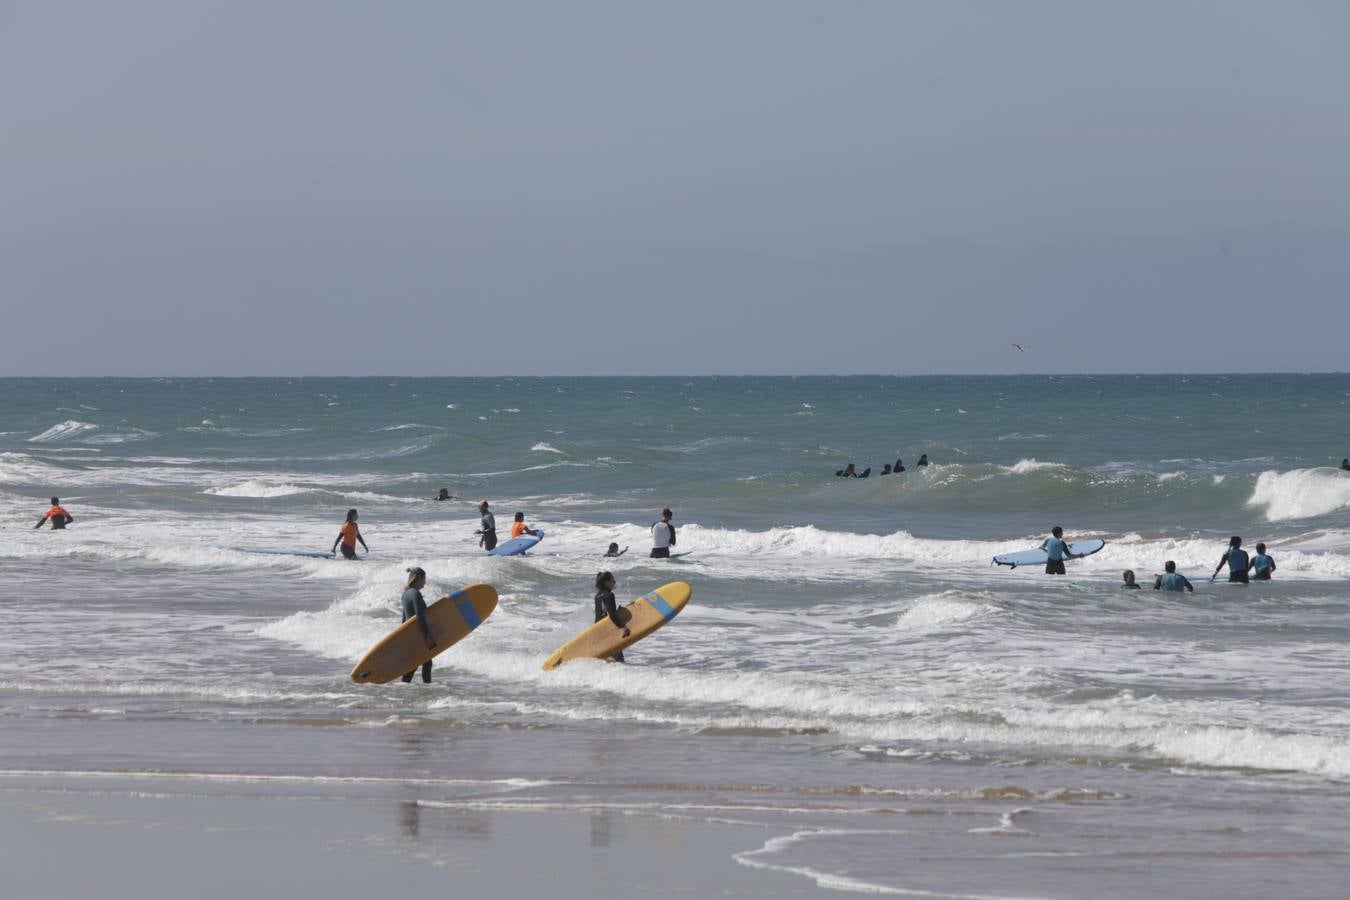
[[486, 530, 544, 557], [993, 538, 1105, 569], [220, 546, 335, 559]]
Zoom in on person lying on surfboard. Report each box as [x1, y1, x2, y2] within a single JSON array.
[[594, 571, 630, 663], [35, 497, 73, 530], [400, 567, 437, 683], [510, 512, 543, 539], [1039, 526, 1080, 575], [332, 508, 369, 560]]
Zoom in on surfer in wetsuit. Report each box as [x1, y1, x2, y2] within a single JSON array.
[[651, 508, 676, 559], [880, 464, 892, 475], [836, 463, 857, 477], [916, 454, 930, 467], [894, 458, 906, 473], [1122, 570, 1141, 589], [1341, 458, 1350, 471], [433, 488, 455, 501], [1248, 542, 1276, 580], [604, 542, 627, 558], [1212, 536, 1249, 584], [1154, 561, 1194, 593], [332, 508, 368, 560], [1039, 526, 1077, 575], [510, 511, 543, 539], [475, 501, 497, 551], [401, 567, 437, 683], [594, 571, 630, 662], [35, 497, 73, 530]]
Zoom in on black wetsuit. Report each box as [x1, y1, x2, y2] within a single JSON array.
[[594, 588, 626, 663], [479, 511, 497, 551], [401, 587, 435, 683]]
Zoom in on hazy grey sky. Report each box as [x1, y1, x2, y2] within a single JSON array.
[[2, 1, 1348, 375]]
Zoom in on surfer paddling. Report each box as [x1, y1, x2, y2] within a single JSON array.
[[332, 508, 368, 560], [35, 497, 73, 530]]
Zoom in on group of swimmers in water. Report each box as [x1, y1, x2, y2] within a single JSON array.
[[836, 455, 929, 478], [1034, 525, 1277, 593]]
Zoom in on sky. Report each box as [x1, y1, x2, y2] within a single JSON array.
[[2, 1, 1348, 376]]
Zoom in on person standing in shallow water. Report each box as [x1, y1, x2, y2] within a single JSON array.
[[651, 508, 676, 559], [1249, 543, 1276, 581], [594, 571, 630, 663], [1213, 536, 1249, 584], [1341, 458, 1350, 471], [1154, 561, 1194, 593], [332, 508, 368, 559], [1039, 526, 1077, 575], [35, 497, 73, 530], [475, 501, 497, 551], [400, 567, 436, 683]]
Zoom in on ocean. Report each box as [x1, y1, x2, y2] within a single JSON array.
[[3, 375, 1349, 897]]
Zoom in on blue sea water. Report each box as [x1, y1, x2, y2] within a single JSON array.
[[3, 375, 1349, 896]]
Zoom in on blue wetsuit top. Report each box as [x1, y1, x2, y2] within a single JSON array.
[[1251, 554, 1274, 576], [1044, 537, 1069, 561], [1157, 572, 1191, 592], [1224, 548, 1249, 573], [401, 587, 433, 643]]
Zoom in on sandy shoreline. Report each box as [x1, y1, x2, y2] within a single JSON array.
[[1, 773, 835, 899]]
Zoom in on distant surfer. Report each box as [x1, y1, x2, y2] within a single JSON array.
[[1039, 526, 1079, 575], [475, 501, 497, 551], [605, 543, 628, 558], [650, 508, 676, 559], [893, 458, 906, 473], [917, 454, 930, 467], [1121, 570, 1141, 589], [880, 464, 892, 475], [1248, 542, 1276, 580], [332, 508, 368, 560], [401, 567, 436, 683], [594, 571, 630, 662], [35, 497, 73, 530], [836, 463, 857, 477], [432, 488, 455, 501], [1154, 561, 1194, 593], [510, 511, 543, 539], [1212, 536, 1249, 584], [1341, 458, 1350, 471]]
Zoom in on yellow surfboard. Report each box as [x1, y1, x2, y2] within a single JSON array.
[[542, 581, 691, 670], [351, 584, 498, 684]]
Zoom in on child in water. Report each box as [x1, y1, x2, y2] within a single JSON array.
[[332, 508, 369, 560], [1249, 543, 1276, 580], [1121, 570, 1140, 589], [511, 511, 543, 539], [604, 542, 627, 557], [401, 567, 436, 683], [594, 571, 631, 663]]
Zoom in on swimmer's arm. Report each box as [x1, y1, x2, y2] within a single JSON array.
[[1153, 576, 1162, 590], [357, 529, 369, 552], [1183, 577, 1194, 592], [34, 514, 47, 529]]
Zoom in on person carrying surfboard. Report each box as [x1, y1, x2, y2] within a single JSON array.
[[332, 508, 369, 560], [510, 511, 543, 539], [35, 497, 73, 530], [475, 501, 497, 551], [594, 571, 630, 663], [1039, 526, 1078, 575], [650, 508, 676, 559], [400, 567, 437, 683]]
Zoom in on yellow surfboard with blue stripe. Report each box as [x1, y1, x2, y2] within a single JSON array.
[[542, 581, 691, 670], [351, 583, 497, 684]]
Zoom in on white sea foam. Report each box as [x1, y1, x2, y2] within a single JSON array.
[[1248, 468, 1350, 521], [531, 442, 564, 454], [206, 480, 309, 498], [1003, 459, 1065, 474], [29, 420, 99, 442]]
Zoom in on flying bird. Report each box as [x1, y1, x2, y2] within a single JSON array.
[[1012, 343, 1026, 352]]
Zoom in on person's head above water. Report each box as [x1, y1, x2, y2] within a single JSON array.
[[1164, 560, 1177, 572], [513, 511, 525, 522], [50, 496, 59, 506], [661, 507, 673, 521], [1255, 542, 1266, 554], [436, 488, 450, 499], [595, 570, 615, 591], [346, 508, 358, 522], [1230, 536, 1242, 548], [405, 566, 426, 589], [478, 500, 489, 510], [607, 542, 619, 553], [881, 464, 892, 474], [1123, 569, 1136, 584], [1051, 526, 1063, 538]]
